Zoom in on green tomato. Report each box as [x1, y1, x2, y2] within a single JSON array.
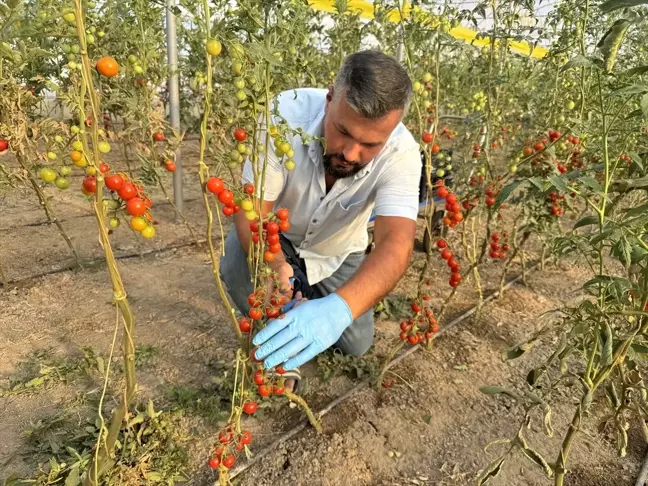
[[66, 53, 76, 62], [558, 115, 566, 124], [423, 72, 432, 83], [60, 166, 72, 176], [68, 61, 77, 70], [228, 161, 239, 169], [62, 44, 71, 54], [40, 167, 57, 183], [237, 143, 247, 154], [285, 159, 295, 171], [234, 77, 246, 89], [230, 149, 242, 161], [63, 12, 76, 24], [89, 26, 96, 33], [55, 177, 70, 190], [97, 141, 111, 153], [244, 210, 258, 221], [236, 89, 247, 101], [436, 169, 445, 178], [241, 199, 254, 211], [566, 100, 576, 110], [134, 65, 144, 74], [128, 54, 138, 64], [479, 167, 487, 176], [286, 148, 295, 159], [509, 165, 518, 173], [71, 125, 80, 134], [97, 31, 105, 38], [55, 135, 64, 143], [232, 61, 243, 75], [71, 44, 80, 54], [445, 164, 453, 171], [104, 199, 120, 210], [47, 152, 57, 160], [206, 39, 222, 57], [413, 81, 422, 92], [72, 140, 83, 151], [86, 34, 95, 45]]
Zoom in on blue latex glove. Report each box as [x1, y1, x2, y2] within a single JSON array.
[[252, 293, 353, 370]]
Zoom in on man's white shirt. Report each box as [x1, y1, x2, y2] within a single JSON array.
[[242, 88, 421, 284]]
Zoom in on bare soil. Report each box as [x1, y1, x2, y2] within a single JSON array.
[[0, 150, 643, 486]]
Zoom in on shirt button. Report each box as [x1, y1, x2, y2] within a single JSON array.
[[312, 219, 318, 224], [307, 231, 313, 235]]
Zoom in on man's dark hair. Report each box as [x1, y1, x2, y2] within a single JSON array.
[[334, 50, 413, 120]]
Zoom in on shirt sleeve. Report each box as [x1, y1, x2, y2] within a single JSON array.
[[374, 147, 422, 220], [241, 115, 285, 201]]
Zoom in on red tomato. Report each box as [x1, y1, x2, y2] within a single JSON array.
[[118, 182, 137, 200], [208, 456, 220, 469], [233, 128, 247, 141], [0, 140, 8, 151], [534, 142, 545, 152], [276, 208, 289, 221], [440, 249, 453, 260], [253, 370, 265, 385], [266, 221, 279, 235], [273, 385, 285, 395], [485, 196, 496, 206], [153, 132, 165, 142], [82, 176, 97, 193], [266, 306, 280, 318], [258, 384, 272, 397], [422, 131, 433, 143], [218, 189, 234, 205], [240, 430, 252, 445], [206, 177, 224, 194], [243, 401, 258, 414], [99, 162, 110, 174], [105, 174, 124, 191], [250, 221, 259, 232], [239, 318, 252, 333], [222, 454, 235, 469], [263, 250, 275, 262], [267, 233, 280, 245], [126, 197, 147, 216], [249, 307, 263, 320], [278, 220, 290, 232], [276, 364, 286, 375], [222, 206, 234, 216], [436, 239, 447, 249], [431, 144, 440, 154], [243, 183, 255, 194], [437, 187, 449, 198], [269, 242, 282, 254], [165, 162, 176, 172]]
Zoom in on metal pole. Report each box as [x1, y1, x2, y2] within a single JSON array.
[[166, 0, 183, 217]]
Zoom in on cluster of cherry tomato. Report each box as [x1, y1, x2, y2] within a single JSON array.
[[488, 232, 510, 260], [247, 285, 287, 321], [267, 125, 296, 171], [205, 177, 252, 217], [250, 210, 290, 263], [436, 182, 463, 227], [208, 427, 252, 471], [437, 239, 462, 288], [547, 191, 566, 217], [620, 154, 632, 165], [484, 184, 500, 207], [252, 363, 287, 397], [103, 171, 156, 238], [399, 299, 439, 345]]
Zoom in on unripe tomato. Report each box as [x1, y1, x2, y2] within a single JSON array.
[[97, 141, 111, 153], [285, 159, 295, 171], [130, 216, 147, 232], [40, 168, 57, 183], [109, 217, 120, 228], [141, 225, 156, 239], [241, 199, 253, 211], [55, 177, 70, 190], [206, 39, 222, 56]]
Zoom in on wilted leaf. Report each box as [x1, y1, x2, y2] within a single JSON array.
[[597, 19, 632, 73], [610, 84, 648, 97], [543, 406, 554, 437], [527, 368, 544, 387], [601, 323, 613, 367], [616, 421, 628, 457], [503, 341, 535, 361], [606, 382, 620, 408], [641, 93, 648, 118], [65, 466, 80, 486], [480, 386, 522, 401], [519, 444, 554, 478], [477, 457, 506, 486]]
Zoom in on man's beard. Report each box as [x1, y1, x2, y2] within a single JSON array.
[[322, 153, 364, 178]]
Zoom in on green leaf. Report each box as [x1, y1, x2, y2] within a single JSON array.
[[600, 0, 648, 13], [65, 466, 80, 486], [579, 175, 602, 192], [641, 93, 648, 118], [631, 343, 648, 354], [610, 84, 648, 96], [624, 65, 648, 77], [477, 457, 506, 486], [549, 175, 569, 193], [495, 180, 522, 209], [560, 55, 592, 72], [573, 215, 599, 230], [528, 177, 544, 191], [598, 19, 632, 73], [601, 323, 614, 367]]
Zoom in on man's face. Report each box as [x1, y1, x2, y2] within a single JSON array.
[[322, 86, 403, 178]]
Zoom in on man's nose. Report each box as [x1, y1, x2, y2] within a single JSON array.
[[343, 142, 361, 164]]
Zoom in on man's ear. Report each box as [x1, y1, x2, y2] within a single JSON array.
[[326, 84, 334, 103]]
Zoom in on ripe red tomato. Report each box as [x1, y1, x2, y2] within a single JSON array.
[[485, 196, 496, 206], [249, 307, 263, 320], [490, 242, 500, 251], [82, 176, 97, 193], [263, 250, 275, 262], [253, 370, 265, 385], [218, 429, 233, 444], [448, 258, 459, 271], [411, 302, 421, 313], [99, 162, 110, 174], [534, 142, 545, 152], [445, 193, 457, 205], [240, 430, 252, 445], [206, 177, 224, 194], [208, 456, 220, 469], [437, 187, 449, 198], [269, 242, 282, 254], [266, 306, 280, 318], [243, 183, 255, 195], [502, 244, 510, 252], [250, 221, 259, 232], [440, 249, 453, 260], [431, 143, 440, 154], [489, 250, 500, 258], [278, 220, 290, 232], [422, 131, 433, 143], [408, 335, 418, 344], [222, 206, 234, 216], [273, 385, 285, 395], [258, 384, 272, 397], [126, 197, 147, 216], [222, 454, 235, 469], [276, 364, 286, 375], [251, 233, 260, 244], [243, 401, 258, 415], [276, 208, 289, 221], [400, 331, 407, 341], [239, 318, 252, 333], [248, 292, 262, 306], [153, 132, 165, 142], [267, 233, 280, 245], [233, 128, 247, 141], [491, 232, 499, 241], [105, 174, 124, 191], [118, 182, 137, 200], [0, 140, 8, 151], [436, 239, 447, 248], [218, 189, 234, 205], [266, 221, 279, 235], [165, 161, 176, 172]]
